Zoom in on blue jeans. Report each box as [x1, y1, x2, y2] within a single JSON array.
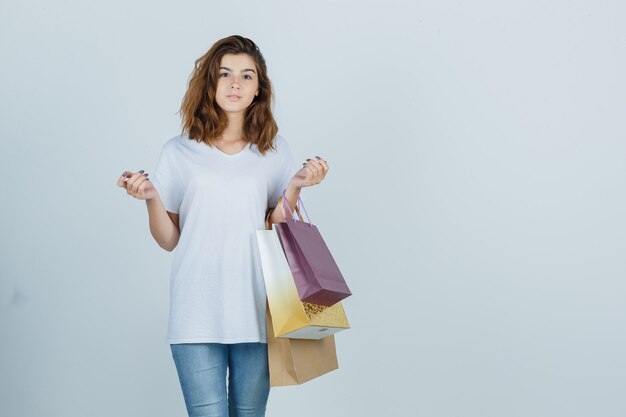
[[170, 343, 270, 417]]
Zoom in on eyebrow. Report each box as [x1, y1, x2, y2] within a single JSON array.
[[219, 66, 256, 74]]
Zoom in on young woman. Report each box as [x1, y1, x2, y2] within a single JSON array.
[[116, 35, 329, 417]]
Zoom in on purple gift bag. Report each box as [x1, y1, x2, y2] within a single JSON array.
[[273, 189, 352, 307]]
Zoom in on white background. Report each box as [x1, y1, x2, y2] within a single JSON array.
[[1, 0, 625, 416]]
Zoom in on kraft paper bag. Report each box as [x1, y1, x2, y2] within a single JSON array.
[[266, 303, 339, 387], [256, 228, 350, 339], [275, 190, 352, 306]]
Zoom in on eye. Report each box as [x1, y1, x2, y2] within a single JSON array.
[[244, 74, 253, 80], [220, 73, 228, 77]]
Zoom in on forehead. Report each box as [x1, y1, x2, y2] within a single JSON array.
[[219, 53, 257, 71]]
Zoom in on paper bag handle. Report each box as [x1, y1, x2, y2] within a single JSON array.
[[264, 195, 304, 230], [281, 189, 313, 227]]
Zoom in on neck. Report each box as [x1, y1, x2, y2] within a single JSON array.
[[220, 111, 246, 143]]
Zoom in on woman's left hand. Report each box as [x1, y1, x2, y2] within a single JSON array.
[[288, 156, 329, 189]]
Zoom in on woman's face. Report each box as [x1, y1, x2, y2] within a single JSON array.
[[215, 53, 259, 115]]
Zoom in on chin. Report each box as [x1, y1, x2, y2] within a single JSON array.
[[230, 102, 253, 110]]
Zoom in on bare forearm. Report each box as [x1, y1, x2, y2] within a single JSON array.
[[146, 194, 180, 251], [268, 183, 302, 226]]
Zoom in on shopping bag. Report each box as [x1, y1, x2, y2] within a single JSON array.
[[256, 228, 350, 339], [274, 190, 352, 306], [266, 303, 339, 387]]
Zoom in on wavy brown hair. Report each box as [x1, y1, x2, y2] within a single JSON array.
[[177, 35, 279, 156]]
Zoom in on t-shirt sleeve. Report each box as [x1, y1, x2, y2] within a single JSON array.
[[268, 136, 306, 213], [150, 142, 183, 214]]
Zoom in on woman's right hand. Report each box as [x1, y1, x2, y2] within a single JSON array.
[[117, 170, 158, 201]]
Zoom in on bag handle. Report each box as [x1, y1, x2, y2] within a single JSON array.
[[264, 194, 305, 231], [278, 195, 303, 222], [281, 189, 313, 227]]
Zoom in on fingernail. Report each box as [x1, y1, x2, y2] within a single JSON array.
[[143, 173, 149, 177], [139, 170, 145, 174], [315, 156, 321, 159], [306, 159, 311, 161], [122, 171, 128, 176]]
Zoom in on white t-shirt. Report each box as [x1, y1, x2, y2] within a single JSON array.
[[150, 132, 305, 344]]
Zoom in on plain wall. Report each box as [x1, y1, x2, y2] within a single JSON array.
[[1, 0, 625, 416]]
